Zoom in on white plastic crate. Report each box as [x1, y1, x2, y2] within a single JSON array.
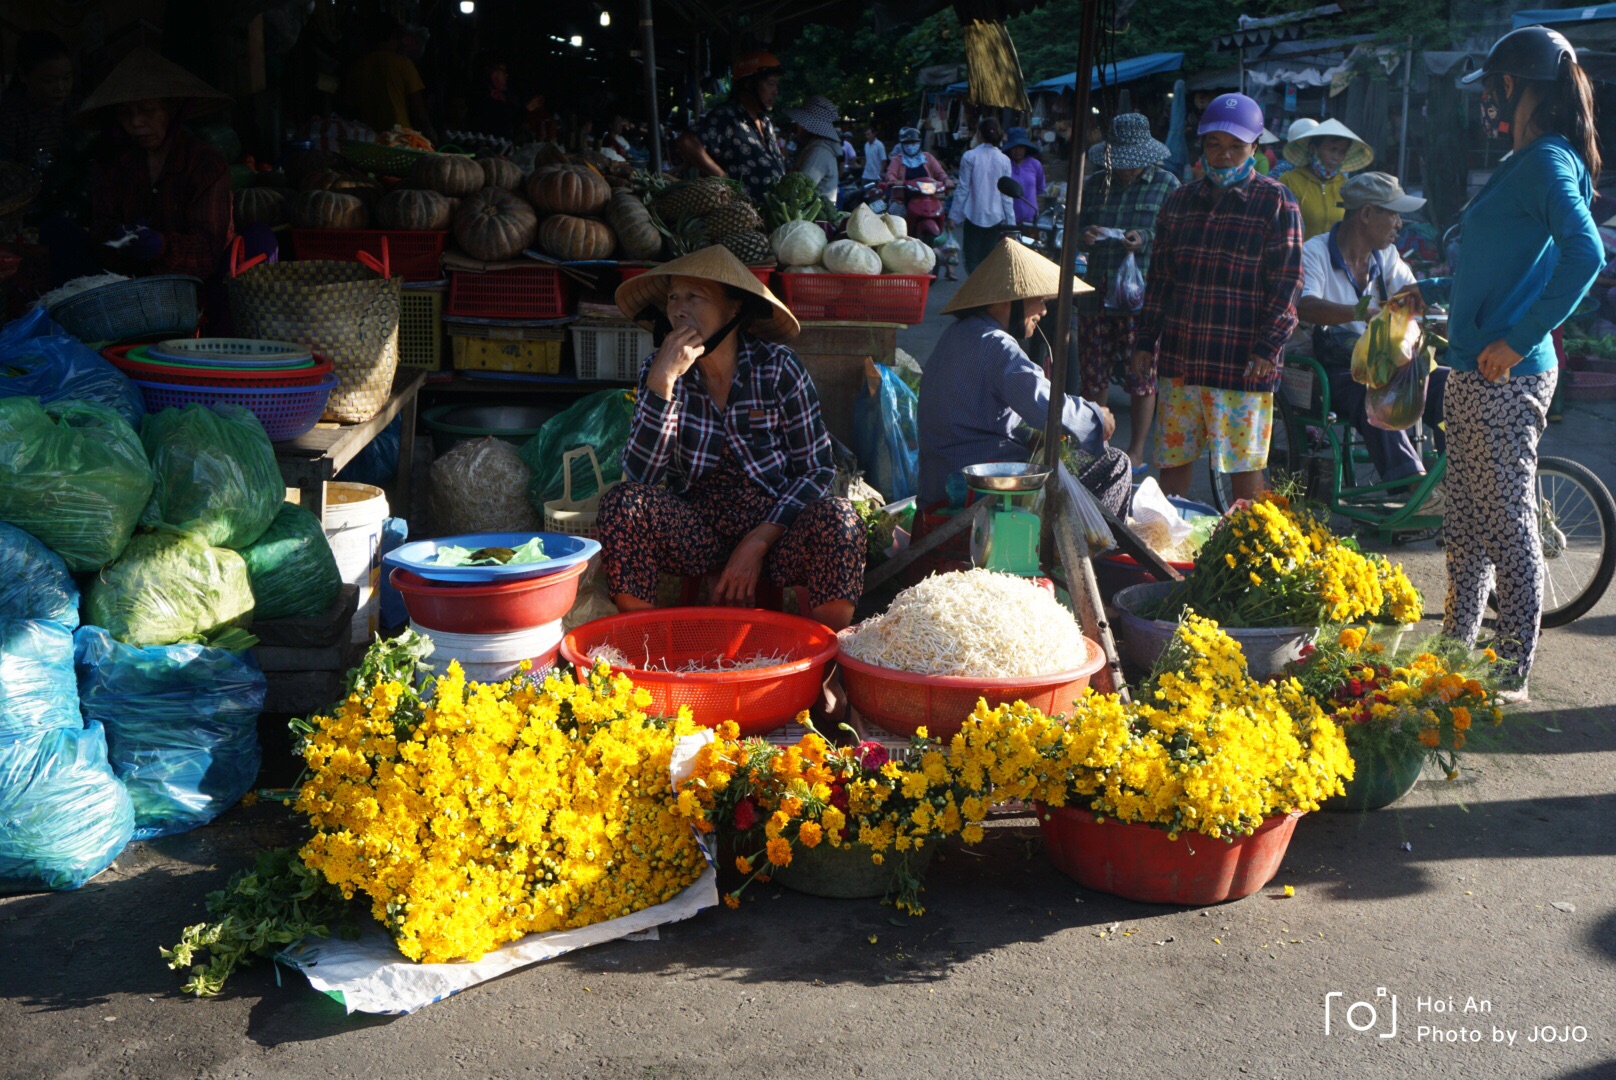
[[569, 321, 650, 382]]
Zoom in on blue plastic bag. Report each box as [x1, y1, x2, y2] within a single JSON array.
[[0, 723, 134, 893], [852, 360, 919, 502], [75, 626, 265, 840], [378, 516, 410, 629], [337, 414, 402, 488], [0, 308, 144, 428], [0, 522, 78, 627], [0, 620, 80, 743]]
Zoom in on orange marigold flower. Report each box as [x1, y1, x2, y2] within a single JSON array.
[[1418, 730, 1441, 748], [798, 821, 823, 848], [735, 855, 753, 875], [1451, 706, 1472, 731], [765, 837, 793, 867], [723, 894, 740, 910]]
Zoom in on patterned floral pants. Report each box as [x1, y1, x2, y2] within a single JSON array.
[[597, 451, 866, 611], [1441, 368, 1557, 681], [1077, 313, 1157, 400]]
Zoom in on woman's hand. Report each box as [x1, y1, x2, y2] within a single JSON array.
[[1244, 353, 1276, 383], [712, 525, 783, 607], [1122, 230, 1145, 252], [647, 325, 705, 400], [1081, 225, 1105, 247], [1477, 338, 1524, 382]]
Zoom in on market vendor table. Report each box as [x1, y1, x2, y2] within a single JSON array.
[[274, 370, 426, 519]]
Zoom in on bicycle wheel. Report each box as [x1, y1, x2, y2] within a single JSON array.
[[1208, 391, 1302, 512], [1535, 456, 1616, 628]]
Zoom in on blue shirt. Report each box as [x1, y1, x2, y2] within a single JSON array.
[[916, 313, 1105, 505], [1418, 134, 1602, 376]]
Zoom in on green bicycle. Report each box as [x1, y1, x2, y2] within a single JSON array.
[[1208, 353, 1616, 628]]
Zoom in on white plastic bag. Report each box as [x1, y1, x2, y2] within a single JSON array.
[[1105, 252, 1145, 312]]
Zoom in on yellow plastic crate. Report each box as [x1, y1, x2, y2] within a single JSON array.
[[450, 328, 565, 374], [398, 288, 444, 371]]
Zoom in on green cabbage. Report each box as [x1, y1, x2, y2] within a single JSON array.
[[880, 237, 937, 275], [239, 503, 341, 621], [823, 239, 882, 276], [141, 404, 282, 550], [86, 531, 255, 647], [770, 221, 827, 267]]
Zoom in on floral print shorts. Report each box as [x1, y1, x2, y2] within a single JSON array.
[[1154, 379, 1273, 474]]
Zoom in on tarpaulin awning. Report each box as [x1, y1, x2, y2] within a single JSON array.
[[1025, 51, 1186, 92], [1514, 5, 1616, 28]]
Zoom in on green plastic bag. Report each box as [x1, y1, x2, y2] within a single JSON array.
[[0, 397, 153, 573], [141, 404, 282, 550], [240, 503, 342, 620], [86, 531, 255, 647], [519, 389, 635, 511]]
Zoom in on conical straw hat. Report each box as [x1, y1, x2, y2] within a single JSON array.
[[1282, 118, 1374, 172], [77, 48, 231, 122], [615, 245, 800, 343], [942, 237, 1092, 314]]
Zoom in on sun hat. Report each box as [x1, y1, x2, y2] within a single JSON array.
[[785, 95, 840, 141], [1086, 112, 1170, 169], [615, 245, 800, 343], [733, 50, 784, 80], [1258, 127, 1281, 145], [1285, 117, 1319, 143], [942, 237, 1093, 314], [1283, 118, 1374, 172], [1197, 93, 1265, 144], [1003, 126, 1040, 155], [76, 47, 232, 123], [1337, 172, 1427, 213]]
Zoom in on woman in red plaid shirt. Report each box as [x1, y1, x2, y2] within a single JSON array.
[[1133, 93, 1305, 503]]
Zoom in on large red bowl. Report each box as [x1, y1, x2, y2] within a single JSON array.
[[390, 560, 588, 634]]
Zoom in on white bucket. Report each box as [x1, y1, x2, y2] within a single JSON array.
[[409, 619, 566, 682], [323, 482, 390, 643]]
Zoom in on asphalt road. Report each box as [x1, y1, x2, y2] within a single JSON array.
[[3, 287, 1614, 1079]]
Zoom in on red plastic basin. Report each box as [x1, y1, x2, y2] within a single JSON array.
[[390, 560, 589, 634], [1037, 806, 1301, 905]]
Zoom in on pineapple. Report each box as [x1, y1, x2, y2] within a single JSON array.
[[719, 230, 773, 265], [651, 207, 708, 259], [653, 176, 739, 221], [702, 201, 763, 240]]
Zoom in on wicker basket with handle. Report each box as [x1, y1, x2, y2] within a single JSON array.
[[228, 259, 402, 423], [543, 446, 617, 538]]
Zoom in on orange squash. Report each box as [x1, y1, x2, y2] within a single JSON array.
[[453, 187, 538, 261], [524, 164, 610, 217]]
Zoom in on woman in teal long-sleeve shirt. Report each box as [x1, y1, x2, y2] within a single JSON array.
[[1415, 26, 1603, 696]]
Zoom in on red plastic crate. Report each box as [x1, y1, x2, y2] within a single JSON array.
[[446, 267, 575, 319], [288, 229, 447, 282], [619, 264, 775, 289], [777, 272, 931, 324]]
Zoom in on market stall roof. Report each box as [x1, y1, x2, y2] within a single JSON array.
[[1024, 51, 1185, 93], [1215, 5, 1343, 51], [1514, 5, 1616, 29]]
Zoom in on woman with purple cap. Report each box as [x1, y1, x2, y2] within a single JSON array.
[[1132, 92, 1305, 504]]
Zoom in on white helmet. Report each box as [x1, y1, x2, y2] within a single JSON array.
[[1285, 117, 1319, 143]]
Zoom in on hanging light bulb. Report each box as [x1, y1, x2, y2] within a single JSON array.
[[599, 10, 611, 26], [458, 0, 474, 12], [570, 34, 584, 47]]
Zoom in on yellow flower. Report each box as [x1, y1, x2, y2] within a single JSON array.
[[1337, 627, 1366, 650], [765, 837, 793, 867], [1482, 648, 1498, 664], [1451, 706, 1472, 731], [798, 821, 823, 848]]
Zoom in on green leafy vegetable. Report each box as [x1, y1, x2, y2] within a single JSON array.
[[85, 531, 256, 647], [431, 536, 547, 566]]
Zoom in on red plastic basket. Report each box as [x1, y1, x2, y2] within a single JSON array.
[[777, 273, 931, 323], [618, 265, 776, 289], [560, 608, 839, 736], [836, 636, 1106, 740], [391, 561, 588, 635], [446, 267, 575, 319], [101, 344, 334, 387], [289, 229, 447, 282]]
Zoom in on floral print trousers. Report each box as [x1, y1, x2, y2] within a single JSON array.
[[1441, 368, 1557, 681]]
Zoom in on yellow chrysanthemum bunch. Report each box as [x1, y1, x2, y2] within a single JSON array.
[[295, 640, 713, 963], [952, 615, 1354, 839]]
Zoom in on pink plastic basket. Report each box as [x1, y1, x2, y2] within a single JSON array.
[[129, 373, 337, 442]]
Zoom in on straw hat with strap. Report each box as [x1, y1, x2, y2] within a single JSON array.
[[615, 245, 801, 343], [1282, 118, 1374, 172], [942, 237, 1093, 314], [77, 47, 232, 123]]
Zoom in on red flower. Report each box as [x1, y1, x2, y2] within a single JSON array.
[[855, 741, 890, 771], [1297, 643, 1317, 661], [732, 796, 758, 832], [1346, 679, 1364, 698], [829, 781, 849, 811]]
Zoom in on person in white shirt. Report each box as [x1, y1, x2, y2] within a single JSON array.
[[861, 127, 887, 183], [949, 118, 1015, 273], [1297, 171, 1443, 483]]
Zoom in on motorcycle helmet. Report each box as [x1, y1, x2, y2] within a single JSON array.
[[1462, 25, 1576, 85]]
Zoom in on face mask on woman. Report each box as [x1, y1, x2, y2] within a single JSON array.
[[1310, 151, 1340, 180], [1205, 157, 1255, 188], [1480, 90, 1512, 140]]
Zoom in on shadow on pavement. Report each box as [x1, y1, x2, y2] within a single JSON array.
[[1459, 705, 1616, 756]]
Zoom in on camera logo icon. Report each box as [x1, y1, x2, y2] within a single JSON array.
[[1325, 988, 1399, 1038]]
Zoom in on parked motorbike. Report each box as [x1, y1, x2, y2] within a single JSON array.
[[839, 178, 887, 216], [885, 178, 946, 241]]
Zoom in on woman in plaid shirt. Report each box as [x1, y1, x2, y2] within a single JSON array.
[[597, 248, 865, 630]]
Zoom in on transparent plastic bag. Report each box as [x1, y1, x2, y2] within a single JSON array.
[[141, 403, 283, 550], [0, 397, 153, 573], [1366, 351, 1433, 432], [520, 390, 636, 509], [240, 503, 342, 621], [75, 626, 265, 840], [0, 522, 79, 627], [85, 531, 255, 647], [1105, 252, 1145, 312], [0, 619, 80, 742], [1351, 299, 1421, 389], [431, 437, 543, 535], [1055, 460, 1114, 553], [0, 308, 145, 427], [0, 723, 134, 893], [852, 359, 920, 501]]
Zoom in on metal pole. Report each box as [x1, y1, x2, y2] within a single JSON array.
[[639, 0, 663, 173], [1041, 0, 1102, 471], [1397, 35, 1413, 182]]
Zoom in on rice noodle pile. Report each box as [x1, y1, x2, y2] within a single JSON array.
[[841, 569, 1086, 678], [584, 640, 794, 674]]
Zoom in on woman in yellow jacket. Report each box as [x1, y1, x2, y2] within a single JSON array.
[[1277, 119, 1373, 238]]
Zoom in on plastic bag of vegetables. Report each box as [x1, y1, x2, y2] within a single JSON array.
[[0, 397, 153, 573], [0, 308, 145, 428], [0, 619, 80, 743], [0, 723, 134, 893], [0, 522, 79, 627], [141, 404, 282, 550], [1351, 295, 1422, 390], [823, 239, 882, 276], [85, 531, 256, 648], [239, 503, 343, 621]]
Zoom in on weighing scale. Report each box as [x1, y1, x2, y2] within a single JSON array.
[[961, 463, 1049, 577]]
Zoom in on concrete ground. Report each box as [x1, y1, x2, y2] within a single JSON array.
[[4, 287, 1615, 1079]]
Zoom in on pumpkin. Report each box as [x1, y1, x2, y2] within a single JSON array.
[[286, 148, 343, 186], [234, 187, 290, 227], [291, 190, 369, 230], [534, 141, 570, 169], [375, 188, 452, 231], [453, 187, 537, 261], [538, 215, 616, 262], [478, 156, 523, 191], [606, 191, 662, 260], [300, 168, 354, 192], [410, 153, 484, 197], [524, 164, 610, 217]]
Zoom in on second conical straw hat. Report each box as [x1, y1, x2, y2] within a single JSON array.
[[941, 237, 1092, 314]]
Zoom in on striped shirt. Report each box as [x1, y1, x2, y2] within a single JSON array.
[[625, 334, 834, 527], [1135, 172, 1304, 393]]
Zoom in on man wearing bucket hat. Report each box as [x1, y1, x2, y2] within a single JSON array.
[[1133, 92, 1304, 504], [1298, 172, 1443, 483], [1003, 126, 1044, 227], [1268, 117, 1318, 179], [677, 50, 787, 203], [1075, 113, 1179, 470], [917, 237, 1131, 517], [1277, 117, 1374, 239], [77, 47, 233, 281], [598, 246, 865, 631], [785, 94, 844, 207]]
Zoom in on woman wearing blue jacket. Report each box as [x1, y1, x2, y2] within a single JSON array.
[[1417, 26, 1603, 698]]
